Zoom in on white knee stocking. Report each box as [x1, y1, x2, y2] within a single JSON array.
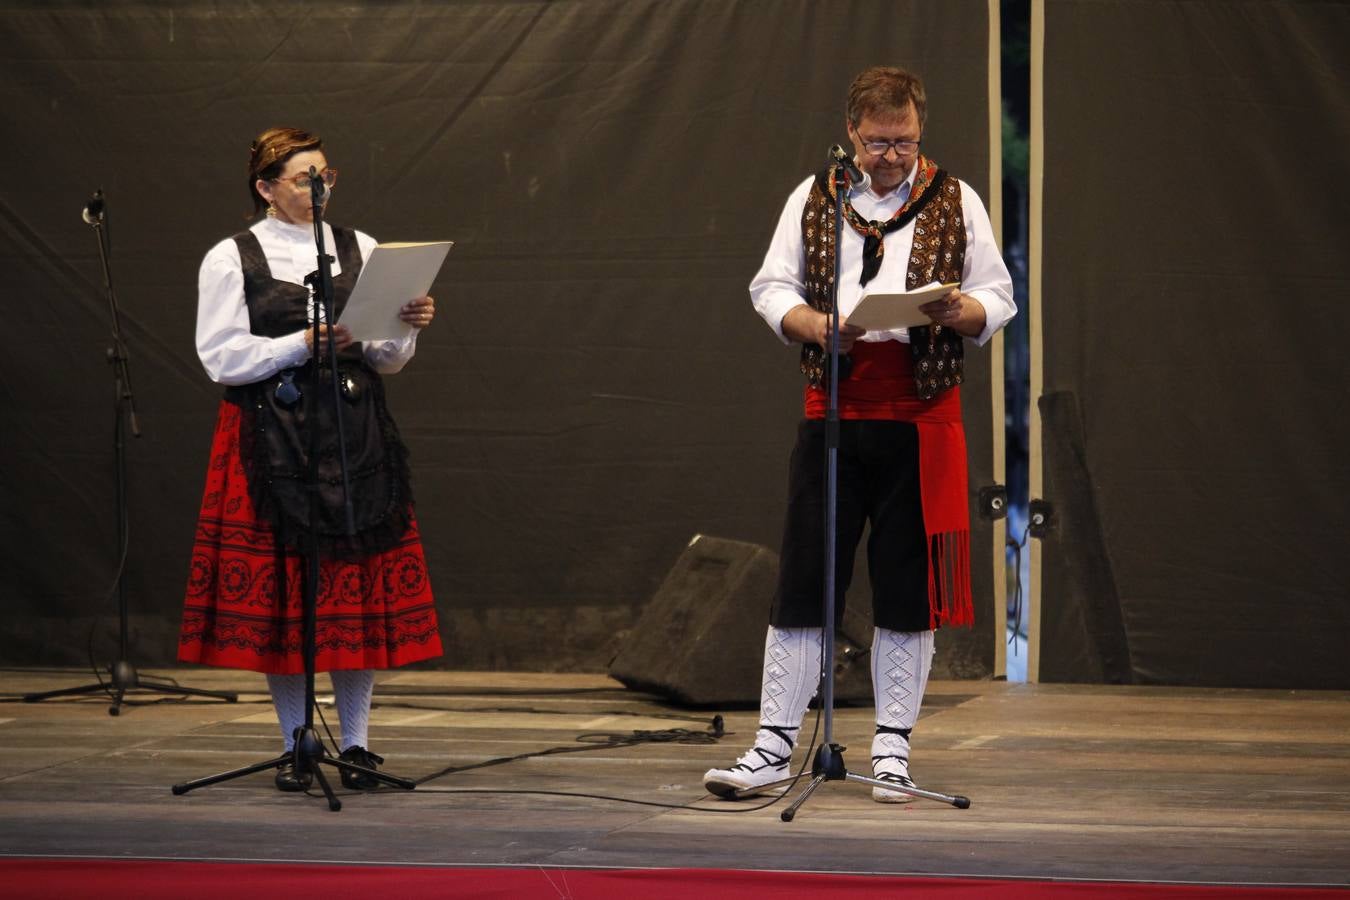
[[329, 668, 376, 752], [870, 628, 935, 772], [265, 673, 307, 752], [752, 626, 823, 758]]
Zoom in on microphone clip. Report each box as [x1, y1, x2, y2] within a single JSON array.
[[82, 189, 105, 226], [827, 145, 870, 195]]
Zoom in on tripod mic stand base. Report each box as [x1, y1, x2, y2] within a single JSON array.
[[778, 742, 846, 821], [739, 741, 971, 820], [171, 725, 416, 813], [23, 661, 239, 716], [833, 772, 971, 811]]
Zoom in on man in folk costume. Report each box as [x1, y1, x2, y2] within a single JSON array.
[[704, 67, 1015, 801]]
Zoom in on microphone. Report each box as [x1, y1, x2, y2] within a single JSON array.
[[308, 166, 331, 204], [82, 189, 105, 225], [828, 145, 870, 194]]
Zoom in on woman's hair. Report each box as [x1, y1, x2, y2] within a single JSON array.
[[247, 126, 323, 217], [846, 66, 927, 128]]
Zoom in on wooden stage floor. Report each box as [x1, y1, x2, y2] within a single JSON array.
[[1, 668, 1347, 888]]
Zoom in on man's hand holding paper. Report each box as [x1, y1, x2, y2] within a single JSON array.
[[845, 281, 961, 332], [917, 287, 987, 338]]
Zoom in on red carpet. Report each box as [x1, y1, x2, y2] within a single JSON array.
[[0, 859, 1344, 899]]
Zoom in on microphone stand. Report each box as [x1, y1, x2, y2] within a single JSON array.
[[173, 171, 414, 809], [733, 156, 970, 819], [23, 191, 237, 715]]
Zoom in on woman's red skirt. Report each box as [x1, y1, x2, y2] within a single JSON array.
[[178, 400, 443, 675]]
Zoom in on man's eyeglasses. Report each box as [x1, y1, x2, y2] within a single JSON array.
[[273, 167, 339, 190], [858, 139, 921, 157]]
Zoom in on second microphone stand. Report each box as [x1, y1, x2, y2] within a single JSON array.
[[23, 191, 237, 715]]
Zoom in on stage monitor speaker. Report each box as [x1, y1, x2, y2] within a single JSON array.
[[609, 534, 874, 707]]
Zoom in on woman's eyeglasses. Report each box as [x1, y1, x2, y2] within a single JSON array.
[[272, 167, 339, 190]]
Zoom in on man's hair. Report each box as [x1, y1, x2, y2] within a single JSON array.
[[247, 126, 324, 217], [846, 66, 927, 127]]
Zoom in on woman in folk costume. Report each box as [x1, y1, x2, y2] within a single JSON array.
[[179, 127, 443, 791]]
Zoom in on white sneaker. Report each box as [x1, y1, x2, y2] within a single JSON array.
[[871, 727, 916, 803], [871, 755, 917, 803], [703, 726, 796, 799]]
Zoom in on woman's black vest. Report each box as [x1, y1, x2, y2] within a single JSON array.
[[224, 227, 413, 558]]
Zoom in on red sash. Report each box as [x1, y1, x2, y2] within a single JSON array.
[[804, 340, 972, 628]]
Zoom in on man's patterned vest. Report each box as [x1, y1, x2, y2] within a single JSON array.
[[799, 158, 967, 400]]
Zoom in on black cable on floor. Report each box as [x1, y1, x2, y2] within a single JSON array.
[[369, 698, 723, 729], [401, 702, 824, 816], [399, 717, 820, 814]]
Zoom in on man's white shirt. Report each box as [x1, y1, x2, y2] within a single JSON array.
[[749, 168, 1016, 346]]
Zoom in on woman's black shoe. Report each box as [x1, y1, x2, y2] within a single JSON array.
[[338, 746, 385, 790], [274, 760, 312, 792]]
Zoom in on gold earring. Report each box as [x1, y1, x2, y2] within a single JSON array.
[[266, 203, 277, 218]]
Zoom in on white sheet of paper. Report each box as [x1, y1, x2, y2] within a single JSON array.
[[338, 241, 453, 341], [847, 281, 961, 331]]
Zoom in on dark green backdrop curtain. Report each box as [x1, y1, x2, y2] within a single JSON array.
[[0, 1, 999, 675], [1038, 0, 1350, 687]]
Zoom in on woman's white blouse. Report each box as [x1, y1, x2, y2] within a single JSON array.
[[196, 217, 418, 386]]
